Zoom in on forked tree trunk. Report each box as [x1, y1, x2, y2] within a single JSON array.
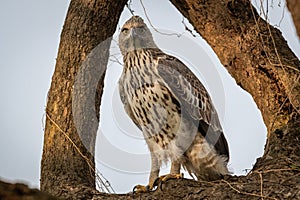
[[41, 0, 300, 199]]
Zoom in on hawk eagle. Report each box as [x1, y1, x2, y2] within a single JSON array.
[[118, 16, 229, 192]]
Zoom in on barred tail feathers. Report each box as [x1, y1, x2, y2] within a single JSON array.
[[183, 135, 229, 181]]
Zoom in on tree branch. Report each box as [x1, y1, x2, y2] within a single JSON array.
[[169, 0, 300, 131]]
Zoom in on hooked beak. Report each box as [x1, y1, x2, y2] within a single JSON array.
[[129, 28, 138, 38], [128, 28, 141, 50]]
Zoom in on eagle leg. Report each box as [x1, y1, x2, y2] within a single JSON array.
[[170, 160, 181, 174], [132, 153, 160, 194]]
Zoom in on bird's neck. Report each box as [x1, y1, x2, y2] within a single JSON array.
[[123, 47, 161, 59], [123, 48, 157, 73]]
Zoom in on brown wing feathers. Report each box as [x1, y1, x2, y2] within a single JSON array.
[[156, 52, 229, 159]]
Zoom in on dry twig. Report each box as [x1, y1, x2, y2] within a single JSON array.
[[139, 0, 184, 37], [45, 111, 115, 193], [221, 179, 278, 200]]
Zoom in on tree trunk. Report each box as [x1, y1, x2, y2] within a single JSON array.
[[41, 0, 300, 199], [40, 0, 127, 198], [287, 0, 300, 38]]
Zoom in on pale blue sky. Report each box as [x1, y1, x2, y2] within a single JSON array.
[[0, 0, 298, 193]]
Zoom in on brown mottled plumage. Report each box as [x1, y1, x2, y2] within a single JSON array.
[[118, 16, 229, 190]]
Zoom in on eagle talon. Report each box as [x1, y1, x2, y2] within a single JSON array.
[[132, 184, 152, 194], [153, 173, 184, 191]]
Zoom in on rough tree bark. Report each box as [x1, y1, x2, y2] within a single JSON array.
[[40, 0, 127, 198], [287, 0, 300, 38], [39, 0, 300, 199]]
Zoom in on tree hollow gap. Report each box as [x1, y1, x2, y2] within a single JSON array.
[[94, 2, 267, 193]]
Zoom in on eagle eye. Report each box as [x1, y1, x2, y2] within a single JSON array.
[[121, 27, 129, 33]]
